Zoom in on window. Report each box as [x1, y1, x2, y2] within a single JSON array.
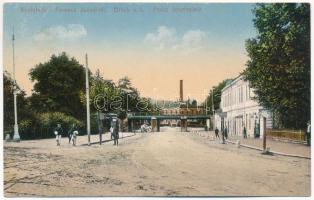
[[242, 87, 244, 102]]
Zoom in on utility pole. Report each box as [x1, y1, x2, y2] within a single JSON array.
[[12, 28, 20, 142], [212, 89, 215, 129], [85, 54, 91, 145], [262, 117, 267, 152]]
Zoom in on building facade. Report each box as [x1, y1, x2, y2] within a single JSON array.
[[215, 75, 272, 138]]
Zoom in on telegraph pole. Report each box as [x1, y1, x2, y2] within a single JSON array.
[[211, 89, 215, 129], [85, 54, 91, 145], [12, 28, 20, 142]]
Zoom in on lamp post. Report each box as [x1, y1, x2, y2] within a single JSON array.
[[12, 30, 20, 142], [85, 54, 91, 146], [211, 89, 215, 129]]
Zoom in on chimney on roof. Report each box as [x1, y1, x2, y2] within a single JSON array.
[[180, 80, 183, 102]]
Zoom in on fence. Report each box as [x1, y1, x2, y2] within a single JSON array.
[[266, 129, 306, 141], [4, 126, 99, 141]]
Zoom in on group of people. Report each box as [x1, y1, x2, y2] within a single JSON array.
[[214, 126, 249, 140], [214, 126, 228, 140], [54, 118, 120, 147], [54, 123, 78, 146]]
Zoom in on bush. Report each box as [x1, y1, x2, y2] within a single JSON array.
[[39, 112, 83, 130], [17, 112, 84, 140], [19, 119, 32, 132]]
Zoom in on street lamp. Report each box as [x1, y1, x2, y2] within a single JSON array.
[[211, 89, 215, 129], [85, 54, 91, 146], [12, 29, 20, 142]]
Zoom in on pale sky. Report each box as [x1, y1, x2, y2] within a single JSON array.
[[3, 3, 256, 102]]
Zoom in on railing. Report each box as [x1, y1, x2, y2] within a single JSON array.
[[266, 129, 306, 141]]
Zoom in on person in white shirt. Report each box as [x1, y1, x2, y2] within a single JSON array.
[[306, 121, 311, 146]]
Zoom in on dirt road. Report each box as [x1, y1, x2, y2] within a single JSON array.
[[4, 129, 311, 197]]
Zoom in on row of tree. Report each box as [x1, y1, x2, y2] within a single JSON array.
[[203, 79, 232, 115], [244, 3, 310, 129], [203, 3, 310, 130], [3, 52, 155, 138]]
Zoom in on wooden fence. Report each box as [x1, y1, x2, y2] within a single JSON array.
[[266, 129, 306, 141]]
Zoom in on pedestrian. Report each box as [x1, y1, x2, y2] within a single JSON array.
[[214, 127, 220, 139], [68, 123, 78, 146], [54, 123, 64, 146], [110, 126, 114, 140], [243, 126, 247, 139], [112, 126, 119, 146], [72, 130, 78, 146], [224, 126, 228, 139], [67, 124, 76, 144], [111, 118, 119, 146], [306, 121, 311, 146]]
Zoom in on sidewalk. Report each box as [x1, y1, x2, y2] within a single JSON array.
[[227, 135, 311, 158]]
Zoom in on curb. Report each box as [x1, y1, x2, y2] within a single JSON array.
[[226, 140, 311, 160]]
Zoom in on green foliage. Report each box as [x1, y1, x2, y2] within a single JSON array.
[[204, 79, 232, 114], [88, 72, 149, 119], [117, 76, 141, 116], [243, 3, 310, 129], [19, 119, 32, 132], [29, 52, 86, 120], [3, 71, 33, 132], [39, 112, 83, 130]]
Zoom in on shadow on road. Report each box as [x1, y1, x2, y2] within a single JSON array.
[[81, 133, 137, 146]]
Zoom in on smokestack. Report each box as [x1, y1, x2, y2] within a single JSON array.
[[180, 80, 183, 102]]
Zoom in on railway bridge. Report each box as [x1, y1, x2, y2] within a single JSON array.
[[127, 115, 211, 132]]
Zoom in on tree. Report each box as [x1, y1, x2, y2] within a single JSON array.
[[243, 4, 310, 129], [88, 69, 119, 113], [3, 71, 32, 133], [204, 79, 232, 114], [88, 74, 145, 120], [117, 76, 140, 118], [191, 99, 197, 107], [29, 52, 86, 120]]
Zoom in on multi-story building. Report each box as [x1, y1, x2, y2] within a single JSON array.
[[214, 75, 272, 138]]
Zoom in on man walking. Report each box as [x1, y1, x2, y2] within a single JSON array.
[[111, 118, 119, 146], [243, 126, 247, 139], [72, 130, 78, 146], [67, 124, 76, 144], [224, 126, 228, 139], [54, 123, 64, 146], [68, 124, 78, 146], [214, 127, 220, 139]]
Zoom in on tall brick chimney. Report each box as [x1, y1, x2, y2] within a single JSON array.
[[180, 80, 183, 102]]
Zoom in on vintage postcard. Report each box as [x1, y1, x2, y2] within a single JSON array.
[[2, 1, 311, 198]]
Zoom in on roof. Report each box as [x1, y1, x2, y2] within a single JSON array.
[[221, 74, 244, 92]]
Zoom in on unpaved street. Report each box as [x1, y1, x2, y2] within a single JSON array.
[[4, 129, 311, 197]]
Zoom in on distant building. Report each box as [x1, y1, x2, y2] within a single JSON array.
[[214, 75, 272, 138], [159, 79, 206, 126], [161, 106, 206, 116], [161, 106, 206, 126]]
